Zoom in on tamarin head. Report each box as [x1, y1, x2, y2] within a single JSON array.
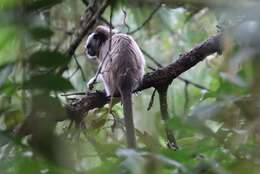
[[84, 25, 114, 58]]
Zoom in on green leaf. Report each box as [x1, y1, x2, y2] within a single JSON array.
[[0, 26, 19, 66], [177, 136, 201, 147], [160, 147, 193, 163], [91, 117, 107, 129], [230, 160, 260, 174], [0, 0, 21, 10], [0, 80, 17, 96], [32, 94, 67, 121], [86, 161, 118, 174], [29, 27, 54, 40], [4, 109, 24, 130], [205, 119, 223, 133], [23, 74, 73, 91], [28, 50, 70, 68], [189, 99, 221, 119]]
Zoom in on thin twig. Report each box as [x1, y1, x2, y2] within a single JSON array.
[[147, 65, 157, 71], [141, 48, 163, 68], [87, 5, 114, 28], [100, 16, 114, 28], [69, 66, 80, 79], [184, 81, 189, 113], [178, 76, 209, 91], [127, 3, 162, 34], [61, 92, 86, 96], [73, 55, 86, 81], [122, 9, 130, 33], [147, 88, 157, 111]]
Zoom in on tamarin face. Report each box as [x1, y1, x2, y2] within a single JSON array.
[[84, 31, 107, 58]]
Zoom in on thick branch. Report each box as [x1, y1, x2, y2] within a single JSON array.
[[157, 86, 178, 149], [66, 33, 222, 117]]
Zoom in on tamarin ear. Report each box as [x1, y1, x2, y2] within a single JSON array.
[[95, 25, 115, 38]]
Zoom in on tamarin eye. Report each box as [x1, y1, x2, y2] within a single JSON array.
[[93, 33, 99, 39]]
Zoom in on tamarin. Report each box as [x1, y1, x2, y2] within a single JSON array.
[[84, 25, 145, 148]]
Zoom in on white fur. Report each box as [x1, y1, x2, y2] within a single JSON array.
[[86, 76, 97, 88], [84, 33, 96, 59], [100, 76, 111, 96], [86, 75, 111, 96]]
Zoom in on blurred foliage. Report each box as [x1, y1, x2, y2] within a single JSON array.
[[1, 0, 260, 174]]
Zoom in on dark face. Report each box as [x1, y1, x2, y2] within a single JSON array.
[[85, 32, 107, 58]]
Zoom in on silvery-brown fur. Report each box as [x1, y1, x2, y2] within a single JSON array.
[[85, 25, 145, 148]]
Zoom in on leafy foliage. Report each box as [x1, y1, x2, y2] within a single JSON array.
[[0, 0, 260, 174], [28, 50, 70, 68]]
